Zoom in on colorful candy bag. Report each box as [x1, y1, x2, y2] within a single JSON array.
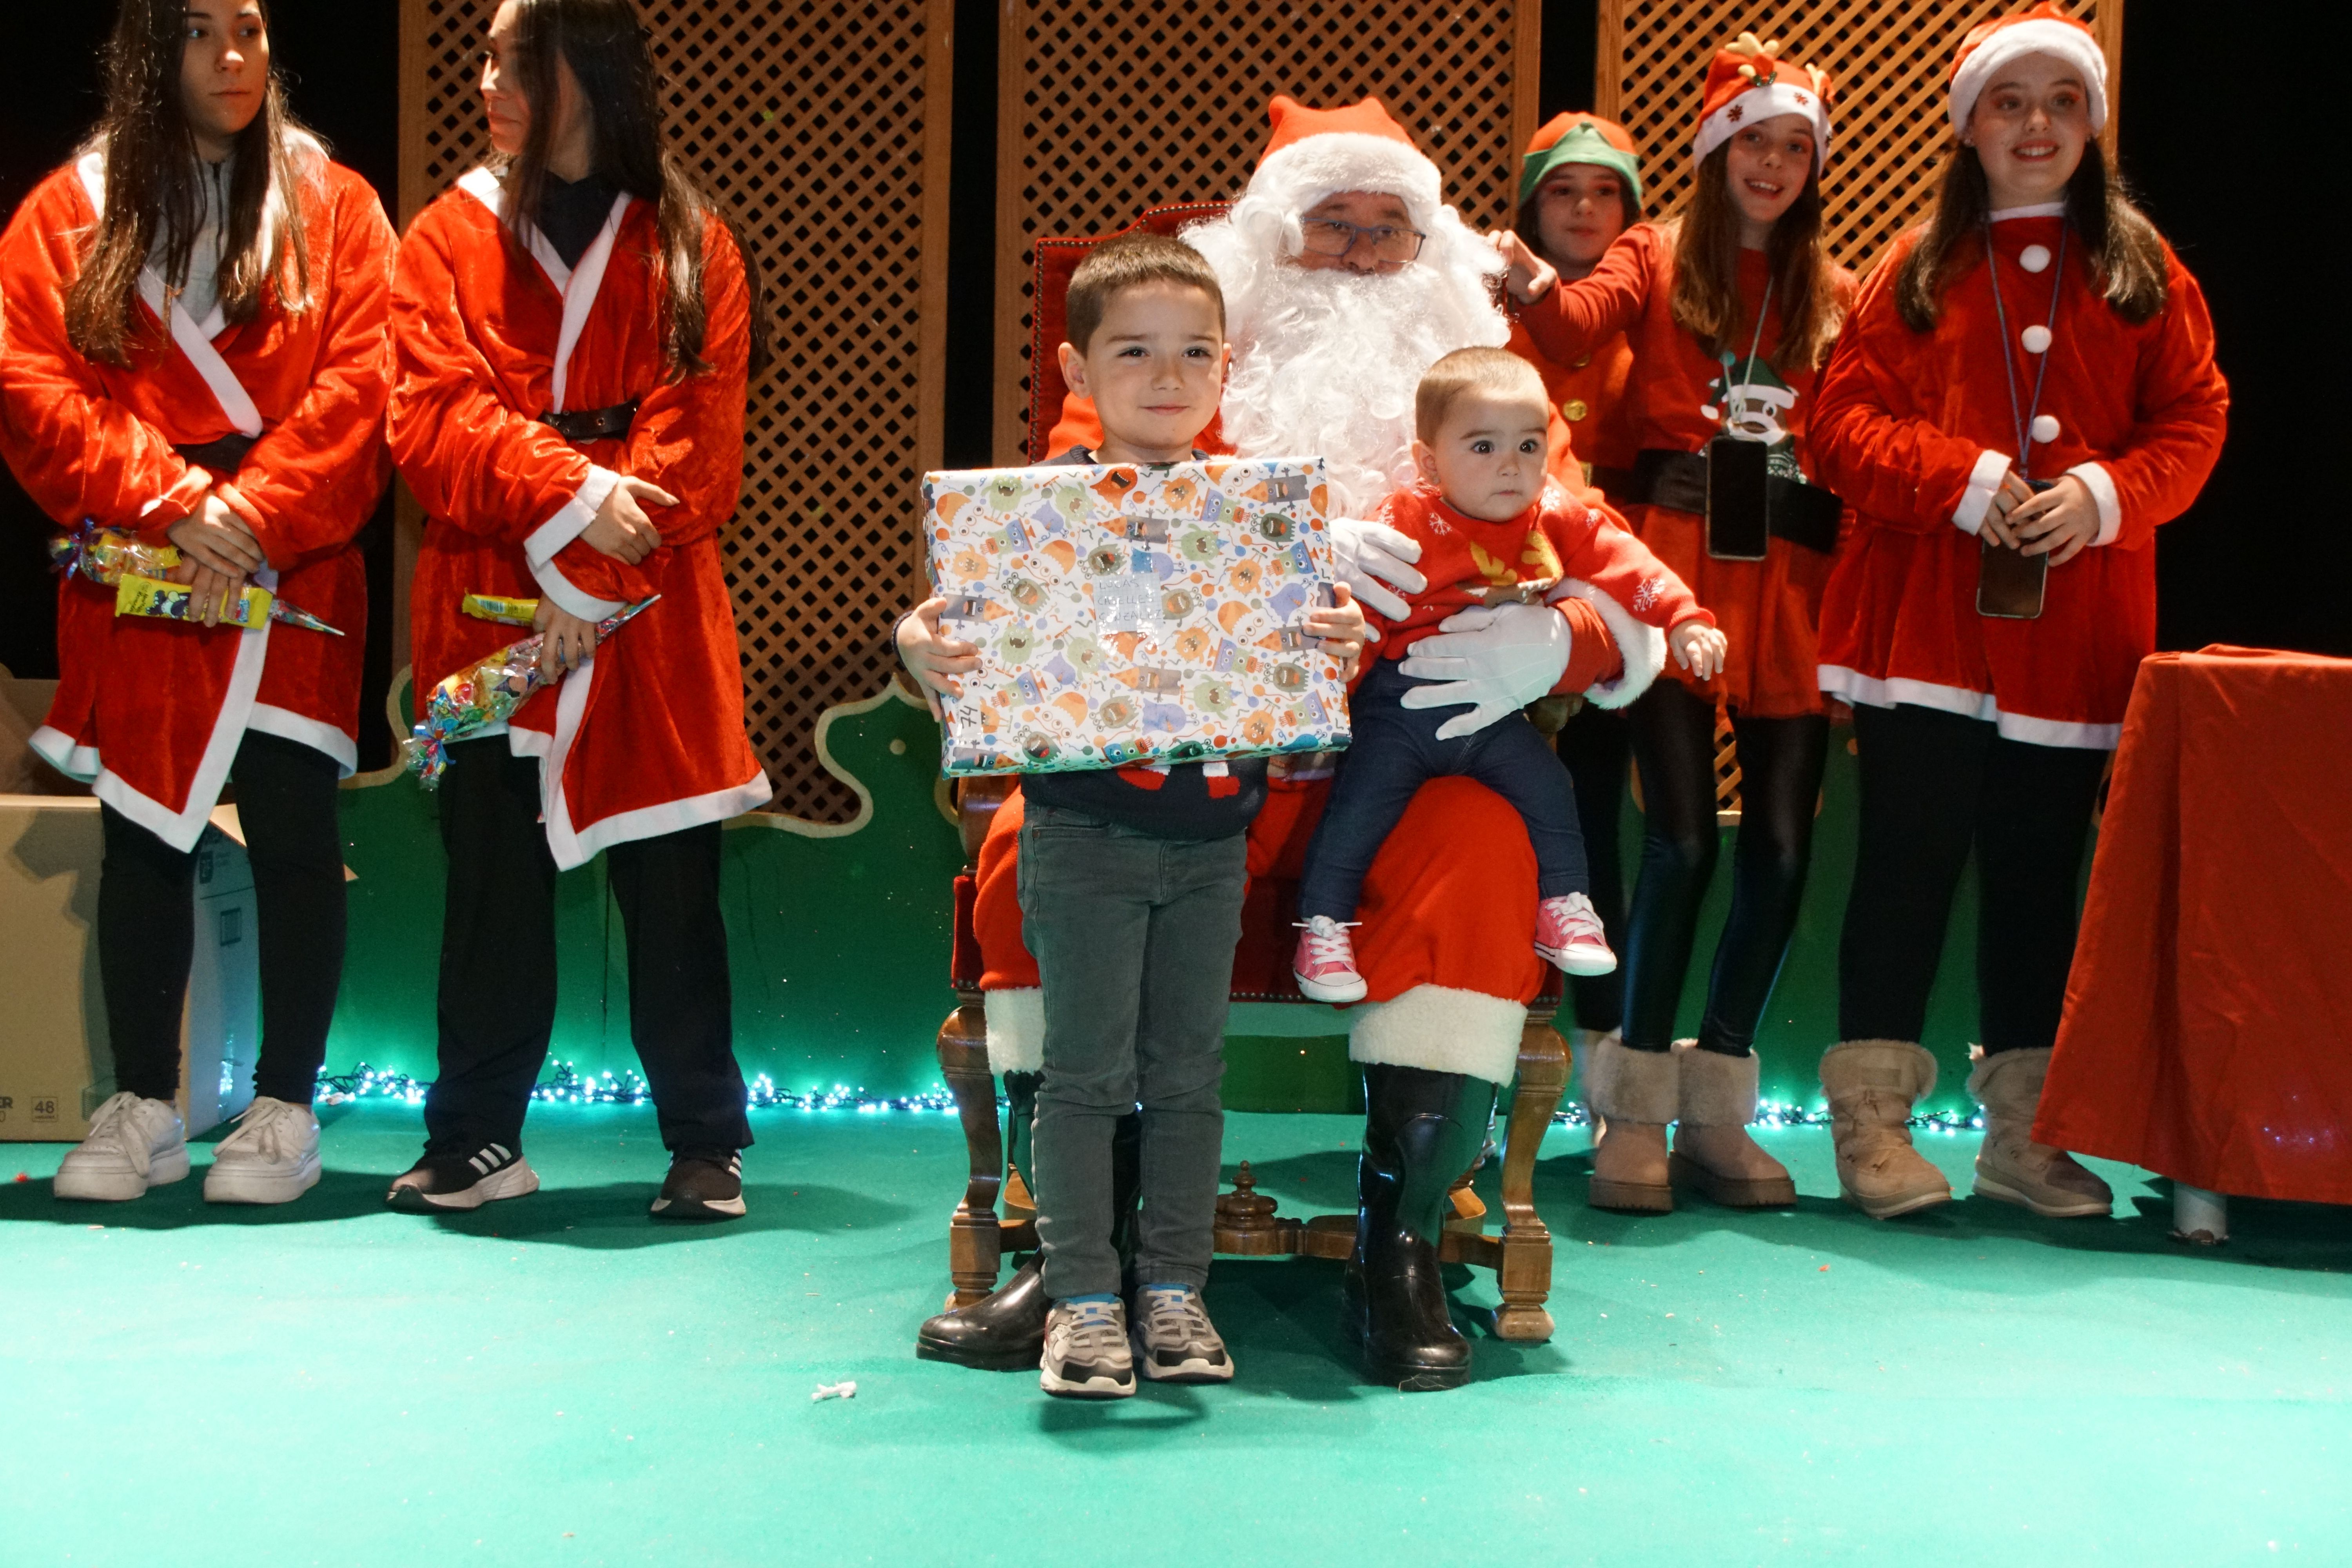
[[922, 456, 1350, 775], [401, 596, 658, 788], [49, 521, 342, 635]]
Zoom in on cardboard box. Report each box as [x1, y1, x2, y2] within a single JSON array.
[[0, 671, 258, 1142]]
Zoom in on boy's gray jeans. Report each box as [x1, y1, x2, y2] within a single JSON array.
[[1018, 804, 1246, 1299]]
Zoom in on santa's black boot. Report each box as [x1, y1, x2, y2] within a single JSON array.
[[1342, 1065, 1497, 1392], [916, 1073, 1140, 1369]]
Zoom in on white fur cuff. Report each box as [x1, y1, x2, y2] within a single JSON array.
[[1348, 984, 1526, 1085], [1953, 448, 2012, 535], [2068, 461, 2122, 546], [1553, 578, 1666, 710], [984, 987, 1044, 1075]]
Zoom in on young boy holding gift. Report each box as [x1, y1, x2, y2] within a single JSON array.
[[898, 233, 1368, 1397], [1291, 347, 1726, 1002]]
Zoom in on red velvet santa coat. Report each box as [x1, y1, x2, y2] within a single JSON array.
[[1810, 211, 2228, 748], [1519, 222, 1853, 717], [0, 140, 394, 850], [390, 169, 769, 869]]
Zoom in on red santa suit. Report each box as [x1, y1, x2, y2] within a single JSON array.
[[0, 140, 394, 849], [390, 168, 769, 869], [1517, 223, 1852, 719], [1811, 212, 2228, 746]]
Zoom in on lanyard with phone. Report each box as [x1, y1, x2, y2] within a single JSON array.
[[1976, 222, 2068, 620], [1704, 276, 1775, 561]]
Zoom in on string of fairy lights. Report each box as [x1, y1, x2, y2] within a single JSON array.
[[316, 1064, 1983, 1131]]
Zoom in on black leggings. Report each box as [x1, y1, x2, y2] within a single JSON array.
[[425, 738, 750, 1155], [1838, 702, 2107, 1054], [1621, 681, 1827, 1056], [1554, 702, 1631, 1033], [98, 731, 347, 1105]]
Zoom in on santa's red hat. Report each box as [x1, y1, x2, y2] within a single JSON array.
[[1244, 95, 1443, 230], [1948, 2, 2107, 134], [1691, 32, 1832, 172]]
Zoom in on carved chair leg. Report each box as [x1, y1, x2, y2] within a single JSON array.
[[937, 1000, 1004, 1308], [1491, 1016, 1568, 1341]]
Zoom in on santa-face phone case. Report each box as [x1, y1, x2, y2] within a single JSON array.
[[1704, 434, 1770, 561], [1976, 479, 2054, 619]]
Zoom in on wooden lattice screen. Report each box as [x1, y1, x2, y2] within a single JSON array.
[[993, 0, 1546, 464], [396, 0, 952, 822], [1597, 0, 2125, 273]]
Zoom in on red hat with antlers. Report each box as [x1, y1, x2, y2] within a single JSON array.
[[1692, 31, 1832, 172]]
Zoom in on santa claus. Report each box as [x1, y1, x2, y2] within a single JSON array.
[[911, 97, 1665, 1390]]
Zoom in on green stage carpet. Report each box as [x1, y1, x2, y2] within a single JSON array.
[[3, 1104, 2344, 1566]]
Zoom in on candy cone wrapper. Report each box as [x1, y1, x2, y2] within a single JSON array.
[[53, 522, 343, 634], [402, 596, 659, 789]]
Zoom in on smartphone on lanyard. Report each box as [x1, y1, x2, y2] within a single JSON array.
[[1704, 435, 1771, 561], [1976, 479, 2052, 619]]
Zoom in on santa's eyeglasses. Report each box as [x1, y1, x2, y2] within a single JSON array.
[[1297, 217, 1426, 264]]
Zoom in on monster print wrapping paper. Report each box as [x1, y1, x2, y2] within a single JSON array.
[[922, 456, 1352, 776]]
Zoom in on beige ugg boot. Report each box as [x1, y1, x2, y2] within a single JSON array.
[[1818, 1040, 1952, 1219], [1968, 1046, 2114, 1218], [1669, 1042, 1796, 1207], [1584, 1034, 1677, 1212]]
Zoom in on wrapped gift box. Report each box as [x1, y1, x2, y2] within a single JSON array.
[[922, 456, 1351, 775]]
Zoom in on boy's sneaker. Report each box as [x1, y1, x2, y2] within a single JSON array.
[[386, 1141, 539, 1212], [1536, 892, 1617, 976], [53, 1093, 189, 1201], [1130, 1285, 1234, 1383], [1039, 1298, 1135, 1399], [1293, 915, 1368, 1003], [650, 1149, 746, 1221], [202, 1096, 322, 1205]]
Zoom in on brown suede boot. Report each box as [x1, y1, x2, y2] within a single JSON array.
[[1818, 1040, 1952, 1219], [1968, 1046, 2113, 1218], [1584, 1035, 1676, 1212], [1669, 1042, 1796, 1207]]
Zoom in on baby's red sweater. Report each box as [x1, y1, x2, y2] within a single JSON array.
[[1370, 481, 1712, 661]]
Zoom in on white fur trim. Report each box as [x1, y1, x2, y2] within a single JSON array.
[[1246, 132, 1443, 240], [1989, 201, 2069, 222], [30, 724, 101, 783], [1693, 81, 1832, 171], [1348, 984, 1525, 1084], [528, 555, 625, 624], [246, 704, 357, 776], [1818, 665, 2120, 751], [984, 987, 1045, 1075], [1552, 578, 1666, 710], [1586, 1034, 1680, 1124], [2069, 461, 2122, 547], [1954, 448, 2013, 535], [525, 466, 624, 570], [1674, 1040, 1760, 1126], [1950, 19, 2109, 136]]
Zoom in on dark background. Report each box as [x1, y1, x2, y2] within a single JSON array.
[[3, 1, 2337, 763]]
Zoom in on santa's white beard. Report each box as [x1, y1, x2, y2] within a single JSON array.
[[1212, 261, 1510, 518]]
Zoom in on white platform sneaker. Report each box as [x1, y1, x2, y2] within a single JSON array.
[[203, 1096, 323, 1205], [53, 1093, 190, 1201]]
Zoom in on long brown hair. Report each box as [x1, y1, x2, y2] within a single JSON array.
[[64, 0, 316, 367], [1894, 140, 2168, 331], [1667, 144, 1842, 373], [496, 0, 771, 380]]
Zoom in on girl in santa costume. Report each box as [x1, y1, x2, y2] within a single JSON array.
[[0, 0, 395, 1205], [387, 0, 773, 1219], [1497, 112, 1647, 1078], [1808, 3, 2226, 1220], [1510, 34, 1850, 1215]]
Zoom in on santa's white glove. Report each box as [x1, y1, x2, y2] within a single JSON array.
[[1396, 601, 1571, 741], [1328, 516, 1426, 630]]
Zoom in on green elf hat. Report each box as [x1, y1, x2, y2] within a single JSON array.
[[1519, 112, 1644, 209]]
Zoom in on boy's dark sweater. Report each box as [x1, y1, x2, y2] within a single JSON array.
[[1015, 447, 1268, 840]]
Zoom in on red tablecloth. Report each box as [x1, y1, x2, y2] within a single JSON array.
[[2038, 647, 2352, 1203]]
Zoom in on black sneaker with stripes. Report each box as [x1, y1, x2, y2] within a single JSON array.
[[650, 1149, 746, 1221], [385, 1141, 541, 1212]]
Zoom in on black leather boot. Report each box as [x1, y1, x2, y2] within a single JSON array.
[[1342, 1065, 1497, 1392], [915, 1074, 1141, 1370]]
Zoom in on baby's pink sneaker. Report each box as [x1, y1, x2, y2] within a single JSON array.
[[1292, 915, 1368, 1004], [1536, 893, 1617, 976]]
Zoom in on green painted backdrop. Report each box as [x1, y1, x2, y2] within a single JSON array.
[[328, 691, 2022, 1116]]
